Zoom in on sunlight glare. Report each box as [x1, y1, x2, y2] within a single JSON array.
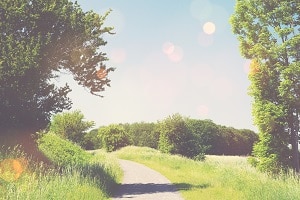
[[168, 46, 184, 63], [162, 42, 175, 55], [97, 68, 107, 79], [0, 158, 28, 182], [162, 42, 184, 63], [203, 22, 216, 35]]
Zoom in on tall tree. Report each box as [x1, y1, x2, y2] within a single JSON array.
[[0, 0, 114, 130], [231, 0, 300, 172]]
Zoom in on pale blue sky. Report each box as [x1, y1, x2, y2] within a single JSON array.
[[65, 0, 256, 131]]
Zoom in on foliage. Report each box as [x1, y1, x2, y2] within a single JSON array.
[[49, 110, 94, 147], [185, 119, 217, 155], [158, 114, 200, 158], [122, 122, 160, 149], [100, 116, 257, 157], [82, 128, 102, 150], [230, 0, 300, 172], [98, 124, 131, 152], [0, 0, 114, 130], [37, 132, 92, 166]]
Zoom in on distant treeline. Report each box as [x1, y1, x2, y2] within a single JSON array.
[[83, 114, 258, 158]]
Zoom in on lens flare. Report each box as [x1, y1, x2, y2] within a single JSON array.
[[162, 42, 184, 63], [0, 158, 28, 182], [162, 42, 175, 55], [203, 22, 216, 35], [97, 68, 108, 79]]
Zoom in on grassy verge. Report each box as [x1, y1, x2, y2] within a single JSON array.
[[115, 146, 300, 200], [0, 135, 122, 200]]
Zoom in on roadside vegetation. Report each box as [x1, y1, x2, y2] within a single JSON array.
[[0, 133, 122, 199], [116, 146, 300, 200]]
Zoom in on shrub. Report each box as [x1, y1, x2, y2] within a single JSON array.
[[158, 114, 200, 158], [122, 122, 160, 149], [37, 133, 92, 166], [82, 129, 102, 150], [98, 124, 131, 152], [49, 110, 95, 147]]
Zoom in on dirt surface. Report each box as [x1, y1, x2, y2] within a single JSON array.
[[112, 159, 184, 200]]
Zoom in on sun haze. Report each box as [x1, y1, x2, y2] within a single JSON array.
[[203, 22, 216, 34], [67, 0, 256, 132]]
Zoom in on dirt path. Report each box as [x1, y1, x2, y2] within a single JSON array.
[[112, 159, 184, 200]]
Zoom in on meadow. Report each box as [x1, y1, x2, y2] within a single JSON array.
[[2, 140, 300, 200], [115, 146, 300, 200]]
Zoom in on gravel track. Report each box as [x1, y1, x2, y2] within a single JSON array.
[[112, 159, 183, 200]]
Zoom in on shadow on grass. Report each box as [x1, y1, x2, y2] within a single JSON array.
[[174, 182, 211, 190], [76, 162, 118, 195]]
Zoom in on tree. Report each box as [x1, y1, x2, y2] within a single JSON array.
[[49, 110, 94, 147], [239, 129, 259, 155], [158, 114, 200, 158], [98, 124, 131, 152], [82, 128, 102, 150], [185, 119, 216, 155], [123, 122, 160, 149], [231, 0, 300, 172], [0, 0, 114, 130]]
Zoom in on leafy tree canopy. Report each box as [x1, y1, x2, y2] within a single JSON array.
[[49, 110, 94, 147], [98, 124, 131, 152], [0, 0, 114, 130], [231, 0, 300, 173]]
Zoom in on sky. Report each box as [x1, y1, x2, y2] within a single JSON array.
[[64, 0, 256, 131]]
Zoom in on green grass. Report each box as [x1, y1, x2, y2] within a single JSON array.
[[0, 137, 122, 199], [115, 146, 300, 200], [1, 165, 108, 200]]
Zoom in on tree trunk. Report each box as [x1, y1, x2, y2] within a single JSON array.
[[290, 113, 300, 172]]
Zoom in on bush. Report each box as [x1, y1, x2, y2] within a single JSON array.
[[37, 133, 92, 166], [82, 129, 102, 150], [98, 124, 131, 152], [158, 114, 200, 158], [122, 122, 160, 149], [49, 110, 95, 147]]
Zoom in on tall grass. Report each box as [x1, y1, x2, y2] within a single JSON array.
[[0, 135, 122, 199], [115, 146, 300, 200], [1, 164, 108, 200]]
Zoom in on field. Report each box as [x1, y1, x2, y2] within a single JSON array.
[[115, 146, 300, 200]]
